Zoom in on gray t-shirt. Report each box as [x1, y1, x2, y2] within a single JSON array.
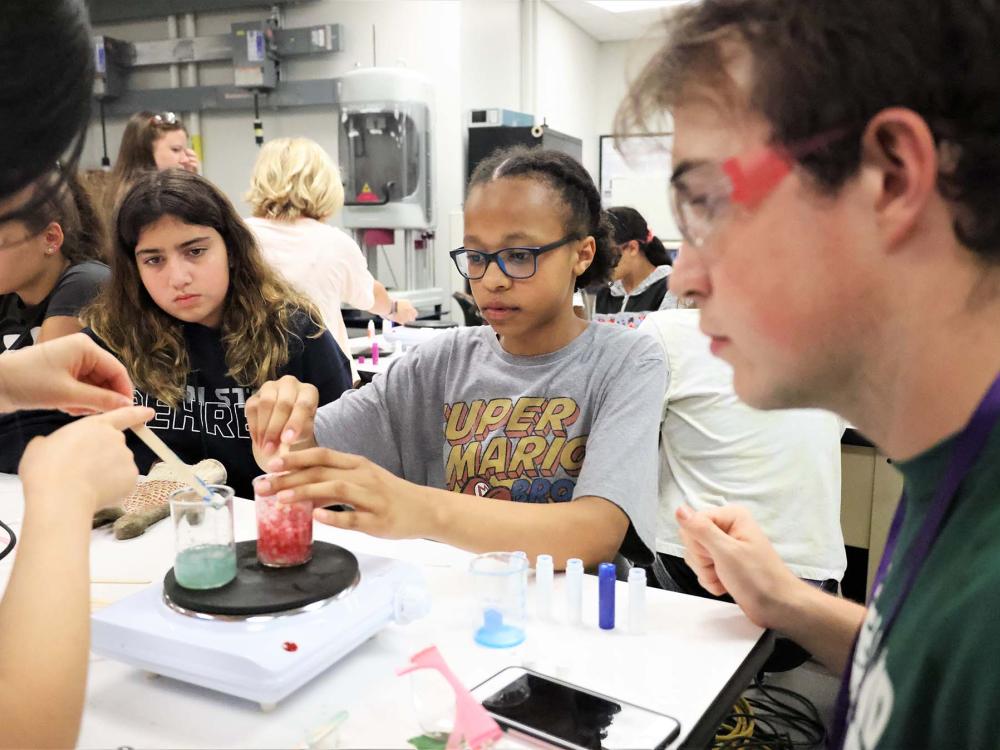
[[314, 322, 667, 561]]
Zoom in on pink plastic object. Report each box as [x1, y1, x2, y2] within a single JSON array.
[[397, 646, 503, 750], [363, 228, 395, 246]]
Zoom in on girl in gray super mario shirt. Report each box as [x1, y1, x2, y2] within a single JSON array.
[[247, 147, 667, 571]]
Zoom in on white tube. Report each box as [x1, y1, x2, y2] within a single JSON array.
[[565, 558, 583, 626], [535, 554, 553, 620], [628, 567, 646, 634]]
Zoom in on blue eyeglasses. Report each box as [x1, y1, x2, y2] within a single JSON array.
[[450, 234, 580, 280]]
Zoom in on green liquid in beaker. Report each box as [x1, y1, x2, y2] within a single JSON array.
[[174, 544, 237, 590]]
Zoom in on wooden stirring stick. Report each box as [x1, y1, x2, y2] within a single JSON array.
[[130, 425, 214, 501]]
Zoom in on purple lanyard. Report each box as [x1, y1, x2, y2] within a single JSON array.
[[829, 371, 1000, 749]]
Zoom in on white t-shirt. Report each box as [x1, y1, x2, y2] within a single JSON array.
[[246, 217, 375, 381], [639, 308, 847, 581]]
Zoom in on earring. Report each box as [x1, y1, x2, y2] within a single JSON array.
[[45, 247, 56, 255]]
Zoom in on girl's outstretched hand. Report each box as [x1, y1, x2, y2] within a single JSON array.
[[256, 448, 431, 540], [0, 334, 134, 416]]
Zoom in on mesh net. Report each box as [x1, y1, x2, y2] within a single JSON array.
[[120, 458, 227, 514]]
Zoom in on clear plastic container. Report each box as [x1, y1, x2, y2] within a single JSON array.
[[169, 484, 237, 590], [254, 475, 314, 567], [469, 551, 528, 648]]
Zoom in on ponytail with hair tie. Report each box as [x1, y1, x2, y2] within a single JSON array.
[[607, 206, 672, 267]]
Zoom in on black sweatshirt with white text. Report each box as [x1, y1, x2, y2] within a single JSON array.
[[0, 314, 351, 498]]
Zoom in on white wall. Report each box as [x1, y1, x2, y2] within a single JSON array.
[[534, 1, 600, 177], [460, 0, 523, 115], [595, 36, 663, 136]]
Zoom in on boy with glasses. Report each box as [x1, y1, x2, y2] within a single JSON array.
[[620, 1, 1000, 747]]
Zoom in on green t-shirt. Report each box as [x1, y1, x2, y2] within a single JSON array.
[[843, 417, 1000, 749]]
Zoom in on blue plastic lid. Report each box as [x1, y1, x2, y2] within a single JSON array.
[[474, 608, 525, 649]]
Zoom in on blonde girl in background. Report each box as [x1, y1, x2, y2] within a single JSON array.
[[245, 137, 418, 381]]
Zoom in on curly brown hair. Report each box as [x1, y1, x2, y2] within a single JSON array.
[[84, 169, 324, 406]]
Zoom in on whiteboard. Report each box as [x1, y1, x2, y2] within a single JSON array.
[[599, 133, 680, 244]]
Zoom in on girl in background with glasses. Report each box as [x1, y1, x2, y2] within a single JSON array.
[[105, 111, 201, 214], [243, 146, 667, 569], [114, 111, 200, 178]]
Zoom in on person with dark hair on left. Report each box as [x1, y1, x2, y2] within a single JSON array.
[[593, 206, 678, 326], [0, 3, 156, 746], [0, 169, 113, 473], [0, 169, 109, 354]]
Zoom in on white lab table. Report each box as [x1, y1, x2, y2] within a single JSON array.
[[0, 473, 770, 749]]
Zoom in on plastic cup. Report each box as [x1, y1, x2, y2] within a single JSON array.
[[254, 474, 314, 567], [469, 551, 528, 648], [169, 484, 237, 590]]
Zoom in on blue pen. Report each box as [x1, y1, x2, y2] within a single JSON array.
[[598, 562, 615, 630]]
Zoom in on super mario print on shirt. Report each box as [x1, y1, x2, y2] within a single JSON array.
[[443, 396, 586, 502], [313, 323, 668, 561]]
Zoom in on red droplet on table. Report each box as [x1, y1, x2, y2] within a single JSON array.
[[283, 641, 298, 652]]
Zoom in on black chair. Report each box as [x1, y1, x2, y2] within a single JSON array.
[[452, 291, 484, 326]]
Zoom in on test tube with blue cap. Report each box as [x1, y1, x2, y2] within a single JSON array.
[[599, 562, 616, 630]]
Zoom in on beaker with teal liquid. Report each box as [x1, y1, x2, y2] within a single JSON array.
[[169, 484, 237, 590]]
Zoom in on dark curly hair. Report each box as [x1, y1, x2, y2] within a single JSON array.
[[618, 0, 1000, 264], [468, 146, 616, 290], [18, 168, 107, 265]]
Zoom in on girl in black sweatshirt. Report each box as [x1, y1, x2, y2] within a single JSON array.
[[2, 169, 352, 497]]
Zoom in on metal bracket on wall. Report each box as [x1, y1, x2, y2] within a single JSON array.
[[88, 0, 311, 25], [109, 26, 343, 68], [93, 20, 343, 112], [98, 79, 342, 116]]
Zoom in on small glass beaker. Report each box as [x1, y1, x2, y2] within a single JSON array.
[[169, 484, 237, 590], [254, 474, 314, 567], [469, 551, 528, 648]]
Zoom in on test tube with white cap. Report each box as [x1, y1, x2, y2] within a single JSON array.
[[535, 554, 554, 620], [565, 558, 583, 625], [628, 567, 647, 634]]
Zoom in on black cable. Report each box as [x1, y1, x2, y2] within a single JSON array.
[[253, 91, 263, 147], [99, 98, 110, 169], [0, 518, 16, 562], [713, 676, 827, 750]]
